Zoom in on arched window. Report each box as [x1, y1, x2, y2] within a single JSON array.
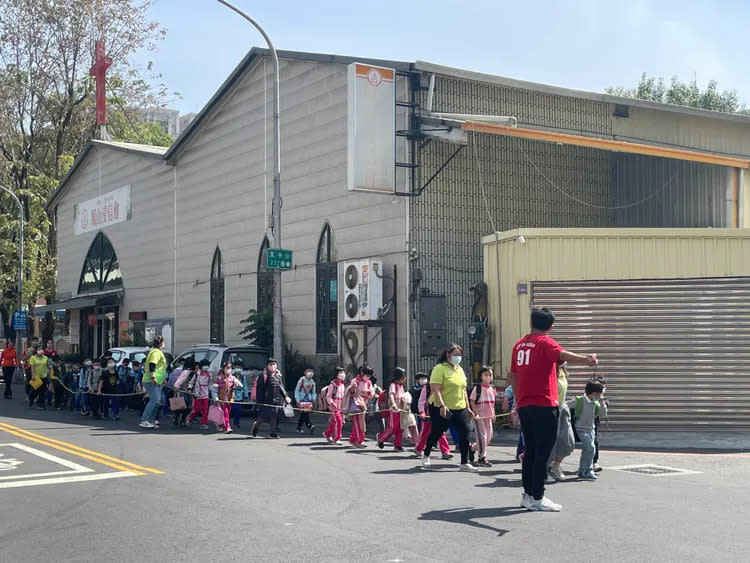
[[210, 246, 225, 344], [315, 223, 338, 354], [78, 232, 123, 294], [257, 237, 274, 310]]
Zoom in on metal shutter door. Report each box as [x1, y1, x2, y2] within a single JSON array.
[[531, 277, 750, 430]]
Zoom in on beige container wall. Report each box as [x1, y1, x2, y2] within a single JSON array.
[[483, 228, 750, 373]]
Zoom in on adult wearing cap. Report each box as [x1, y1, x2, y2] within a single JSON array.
[[251, 358, 290, 438], [421, 344, 477, 471], [509, 307, 597, 513]]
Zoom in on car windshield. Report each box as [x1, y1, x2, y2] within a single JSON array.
[[221, 350, 267, 371], [131, 352, 147, 364]]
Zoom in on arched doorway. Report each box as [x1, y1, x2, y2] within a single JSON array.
[[78, 232, 123, 357], [210, 246, 225, 344]]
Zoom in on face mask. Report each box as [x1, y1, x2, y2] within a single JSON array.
[[85, 361, 92, 367], [233, 368, 242, 374], [94, 366, 101, 371], [223, 368, 231, 374], [305, 372, 314, 379], [107, 363, 115, 369], [450, 355, 462, 366], [36, 350, 44, 356], [337, 373, 345, 381], [418, 379, 428, 386]]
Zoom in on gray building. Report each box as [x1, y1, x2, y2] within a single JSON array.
[[44, 48, 750, 380], [139, 107, 181, 137]]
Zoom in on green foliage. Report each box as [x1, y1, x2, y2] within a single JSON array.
[[0, 0, 169, 335], [239, 308, 274, 349], [606, 73, 746, 113]]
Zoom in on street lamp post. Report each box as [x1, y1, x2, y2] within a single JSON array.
[[216, 0, 284, 372], [0, 186, 24, 355]]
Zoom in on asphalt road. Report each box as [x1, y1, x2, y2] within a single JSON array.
[[0, 393, 746, 563]]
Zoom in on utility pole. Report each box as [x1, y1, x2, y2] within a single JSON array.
[[216, 0, 284, 372], [0, 186, 24, 356]]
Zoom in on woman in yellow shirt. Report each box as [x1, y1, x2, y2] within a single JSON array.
[[28, 346, 49, 409], [139, 336, 168, 429], [421, 344, 478, 471]]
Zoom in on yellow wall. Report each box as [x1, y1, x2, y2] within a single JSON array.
[[483, 228, 750, 374]]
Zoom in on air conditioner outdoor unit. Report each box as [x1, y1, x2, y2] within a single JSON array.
[[342, 258, 383, 321]]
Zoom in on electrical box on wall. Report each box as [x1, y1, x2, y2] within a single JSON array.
[[420, 295, 446, 356]]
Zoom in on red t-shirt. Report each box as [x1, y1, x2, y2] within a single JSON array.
[[510, 334, 564, 408], [1, 348, 17, 367]]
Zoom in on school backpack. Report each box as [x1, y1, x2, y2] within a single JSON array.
[[318, 385, 330, 411]]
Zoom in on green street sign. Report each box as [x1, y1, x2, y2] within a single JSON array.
[[267, 248, 293, 270]]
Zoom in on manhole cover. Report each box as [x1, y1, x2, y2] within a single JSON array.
[[609, 464, 701, 476]]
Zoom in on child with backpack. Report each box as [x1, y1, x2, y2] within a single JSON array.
[[295, 367, 317, 433], [322, 368, 346, 445], [568, 380, 608, 480], [376, 367, 407, 452], [347, 365, 374, 447], [398, 392, 419, 446], [230, 361, 248, 429], [186, 359, 212, 430], [469, 365, 497, 468], [215, 362, 242, 434], [414, 377, 453, 459]]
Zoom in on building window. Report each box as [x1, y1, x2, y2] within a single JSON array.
[[210, 246, 225, 344], [315, 223, 338, 354], [78, 232, 123, 294], [257, 237, 274, 311]]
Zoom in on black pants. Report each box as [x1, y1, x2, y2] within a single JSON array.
[[297, 411, 312, 429], [518, 406, 559, 501], [593, 417, 600, 464], [89, 393, 102, 419], [52, 380, 65, 409], [424, 404, 471, 464], [28, 379, 49, 408], [2, 366, 14, 398]]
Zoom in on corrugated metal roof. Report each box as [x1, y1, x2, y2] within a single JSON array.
[[414, 60, 750, 126], [91, 139, 168, 156]]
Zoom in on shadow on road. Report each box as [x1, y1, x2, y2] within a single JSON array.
[[419, 506, 527, 536]]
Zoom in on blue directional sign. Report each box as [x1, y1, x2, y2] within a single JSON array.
[[12, 311, 26, 331]]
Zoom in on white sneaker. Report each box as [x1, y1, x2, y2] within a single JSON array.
[[545, 474, 556, 484], [421, 456, 432, 469], [138, 421, 154, 429], [153, 420, 160, 428], [520, 493, 533, 509], [459, 463, 479, 473], [324, 433, 333, 444], [529, 496, 562, 512], [334, 440, 343, 445], [548, 464, 565, 481]]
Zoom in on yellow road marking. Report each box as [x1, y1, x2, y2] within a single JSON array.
[[0, 423, 162, 475]]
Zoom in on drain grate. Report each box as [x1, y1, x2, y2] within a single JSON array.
[[608, 464, 702, 476]]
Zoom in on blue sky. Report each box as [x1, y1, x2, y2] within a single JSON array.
[[138, 0, 750, 115]]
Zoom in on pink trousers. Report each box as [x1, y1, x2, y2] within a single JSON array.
[[221, 403, 232, 430], [188, 398, 209, 425], [475, 418, 493, 459], [324, 411, 343, 442], [377, 411, 402, 447], [349, 413, 366, 444], [416, 420, 451, 455]]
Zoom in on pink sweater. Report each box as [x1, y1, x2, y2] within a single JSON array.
[[327, 380, 346, 412]]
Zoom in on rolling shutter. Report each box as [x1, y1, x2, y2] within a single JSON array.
[[531, 277, 750, 429]]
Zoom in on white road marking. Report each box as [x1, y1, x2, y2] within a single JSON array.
[[0, 471, 134, 489], [607, 463, 702, 476]]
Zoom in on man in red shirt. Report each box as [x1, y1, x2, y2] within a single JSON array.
[[509, 307, 597, 512]]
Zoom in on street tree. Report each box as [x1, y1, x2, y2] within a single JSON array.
[[0, 0, 170, 337]]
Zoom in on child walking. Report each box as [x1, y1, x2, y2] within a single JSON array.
[[469, 366, 497, 468], [399, 392, 419, 446], [377, 367, 407, 452], [568, 380, 607, 480], [187, 360, 212, 429], [295, 367, 317, 433], [348, 365, 374, 447], [215, 362, 242, 434], [230, 361, 248, 429], [415, 381, 453, 460], [323, 368, 346, 445]]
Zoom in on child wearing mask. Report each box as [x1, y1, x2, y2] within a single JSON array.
[[100, 360, 122, 421], [186, 359, 211, 429], [347, 365, 374, 447], [295, 367, 317, 433], [49, 355, 66, 410], [77, 359, 92, 415], [170, 359, 194, 426], [469, 366, 497, 468], [87, 360, 104, 420], [230, 361, 248, 429], [377, 367, 407, 452], [323, 368, 346, 445], [131, 361, 145, 413], [214, 362, 242, 434]]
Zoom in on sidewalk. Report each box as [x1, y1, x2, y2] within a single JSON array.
[[494, 427, 750, 454]]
